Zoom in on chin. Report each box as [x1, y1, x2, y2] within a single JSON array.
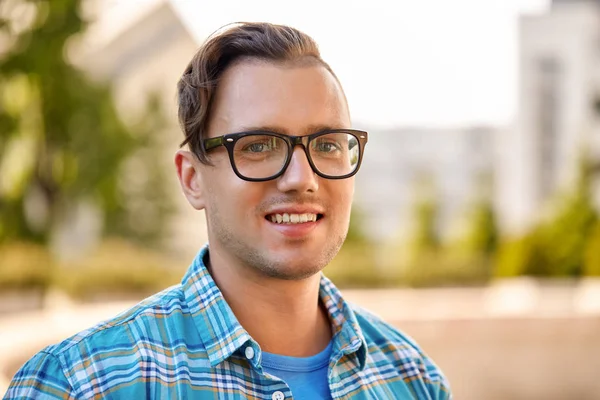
[[261, 264, 324, 281], [256, 253, 328, 281]]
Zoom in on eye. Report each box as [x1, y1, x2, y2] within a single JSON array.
[[241, 137, 279, 153], [313, 139, 341, 153], [318, 143, 337, 152], [246, 143, 268, 152]]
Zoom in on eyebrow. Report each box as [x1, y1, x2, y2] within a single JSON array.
[[236, 124, 343, 136]]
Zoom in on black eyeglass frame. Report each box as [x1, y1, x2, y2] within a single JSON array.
[[203, 129, 369, 182]]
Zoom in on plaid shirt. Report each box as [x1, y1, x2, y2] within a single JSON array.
[[6, 245, 451, 399]]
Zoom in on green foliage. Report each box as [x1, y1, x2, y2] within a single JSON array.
[[0, 241, 52, 289], [410, 197, 440, 254], [494, 235, 536, 277], [324, 242, 385, 288], [461, 197, 498, 256], [398, 250, 491, 287], [396, 172, 498, 287], [494, 157, 598, 278], [324, 206, 384, 288], [345, 206, 368, 245], [0, 0, 172, 246], [56, 239, 185, 299], [407, 176, 440, 258], [102, 94, 174, 245], [536, 162, 597, 276], [583, 221, 600, 276], [0, 239, 184, 297]]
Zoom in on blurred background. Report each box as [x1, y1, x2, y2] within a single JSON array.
[[1, 0, 600, 398]]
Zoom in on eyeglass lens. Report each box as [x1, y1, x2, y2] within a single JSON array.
[[232, 133, 360, 179]]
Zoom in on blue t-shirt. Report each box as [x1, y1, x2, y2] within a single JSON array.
[[262, 341, 333, 400]]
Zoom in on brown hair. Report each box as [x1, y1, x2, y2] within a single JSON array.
[[177, 22, 337, 164]]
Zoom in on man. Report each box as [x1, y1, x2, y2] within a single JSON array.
[[6, 22, 451, 399]]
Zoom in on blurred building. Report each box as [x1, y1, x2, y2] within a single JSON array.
[[355, 126, 497, 242], [76, 0, 206, 260], [76, 0, 600, 254], [77, 2, 500, 249], [497, 0, 600, 235]]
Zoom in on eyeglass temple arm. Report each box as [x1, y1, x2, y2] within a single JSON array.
[[204, 136, 224, 151]]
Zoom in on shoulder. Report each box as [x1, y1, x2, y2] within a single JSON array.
[[9, 284, 193, 398], [350, 303, 452, 399], [5, 350, 75, 399], [46, 284, 187, 358]]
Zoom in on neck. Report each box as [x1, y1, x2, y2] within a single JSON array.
[[206, 246, 332, 357]]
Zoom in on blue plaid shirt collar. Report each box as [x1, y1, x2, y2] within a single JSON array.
[[182, 244, 367, 369]]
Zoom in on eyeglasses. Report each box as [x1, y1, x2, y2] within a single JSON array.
[[203, 129, 368, 182]]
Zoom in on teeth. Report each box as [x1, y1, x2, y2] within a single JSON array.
[[268, 213, 319, 224]]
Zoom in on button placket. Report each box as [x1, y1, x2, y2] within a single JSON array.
[[272, 391, 285, 400]]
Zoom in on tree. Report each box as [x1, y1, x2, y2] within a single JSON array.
[[0, 0, 172, 246], [495, 155, 598, 277], [461, 174, 498, 256], [534, 155, 598, 276], [583, 220, 600, 276], [407, 175, 440, 256]]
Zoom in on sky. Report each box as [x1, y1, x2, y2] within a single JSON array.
[[100, 0, 551, 128]]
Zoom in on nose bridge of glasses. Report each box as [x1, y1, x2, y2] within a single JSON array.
[[285, 137, 315, 176], [284, 135, 311, 162], [289, 135, 308, 149]]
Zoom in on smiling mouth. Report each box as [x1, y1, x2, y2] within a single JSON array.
[[265, 213, 324, 224]]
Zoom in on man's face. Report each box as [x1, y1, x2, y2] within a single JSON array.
[[196, 60, 353, 280]]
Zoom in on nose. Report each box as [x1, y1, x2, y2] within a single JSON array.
[[276, 146, 319, 193]]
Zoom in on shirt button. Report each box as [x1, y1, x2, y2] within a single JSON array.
[[272, 391, 285, 400], [244, 346, 255, 360]]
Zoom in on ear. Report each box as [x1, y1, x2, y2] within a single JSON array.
[[175, 150, 206, 210]]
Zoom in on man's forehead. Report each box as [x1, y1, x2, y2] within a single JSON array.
[[208, 61, 350, 136], [233, 124, 346, 136], [218, 60, 343, 94]]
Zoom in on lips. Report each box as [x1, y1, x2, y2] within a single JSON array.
[[264, 207, 324, 238]]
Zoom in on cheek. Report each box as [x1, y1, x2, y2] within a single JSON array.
[[204, 168, 265, 220], [329, 180, 354, 222]]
